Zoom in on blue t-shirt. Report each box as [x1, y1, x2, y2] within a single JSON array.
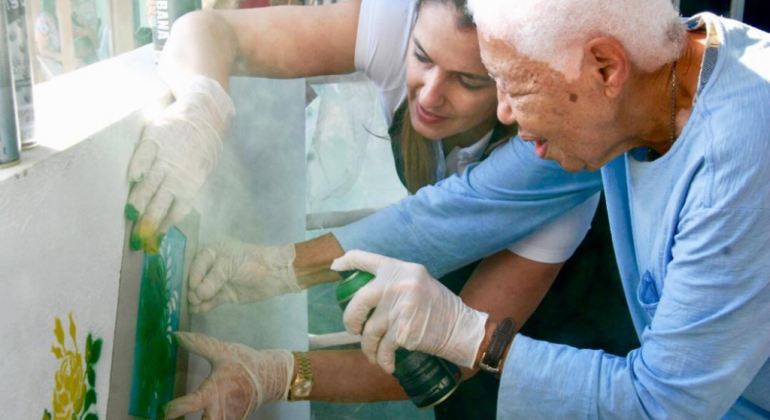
[[336, 13, 770, 419]]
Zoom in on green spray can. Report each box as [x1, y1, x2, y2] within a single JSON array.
[[336, 271, 463, 409]]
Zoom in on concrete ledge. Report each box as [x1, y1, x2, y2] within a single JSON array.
[[0, 45, 170, 182]]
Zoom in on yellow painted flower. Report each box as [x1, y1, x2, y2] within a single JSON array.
[[50, 313, 86, 420]]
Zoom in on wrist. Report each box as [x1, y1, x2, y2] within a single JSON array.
[[476, 318, 516, 377], [294, 234, 345, 288], [287, 351, 314, 401], [281, 351, 299, 401], [290, 351, 299, 383], [261, 349, 296, 403], [444, 306, 489, 368], [172, 75, 235, 133], [474, 319, 499, 369]]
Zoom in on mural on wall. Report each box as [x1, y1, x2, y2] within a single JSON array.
[[129, 227, 187, 419], [42, 313, 103, 420]]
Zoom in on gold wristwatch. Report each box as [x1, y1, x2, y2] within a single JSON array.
[[288, 352, 314, 401]]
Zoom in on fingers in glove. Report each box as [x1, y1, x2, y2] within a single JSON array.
[[127, 162, 165, 221], [358, 307, 389, 366], [343, 281, 384, 335], [331, 250, 387, 275], [164, 382, 212, 419], [142, 230, 166, 256], [175, 331, 222, 362], [376, 326, 401, 375], [194, 256, 238, 303], [189, 289, 232, 314], [127, 167, 166, 250], [137, 188, 175, 250], [203, 402, 222, 420], [156, 198, 194, 236], [142, 198, 193, 255], [189, 245, 219, 305], [127, 138, 159, 184]]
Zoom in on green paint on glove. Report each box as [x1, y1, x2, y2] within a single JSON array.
[[125, 204, 141, 221], [144, 233, 165, 256], [130, 233, 144, 251]]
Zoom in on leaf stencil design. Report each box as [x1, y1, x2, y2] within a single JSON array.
[[45, 313, 102, 420], [129, 227, 186, 419]]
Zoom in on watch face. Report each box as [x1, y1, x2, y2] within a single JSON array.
[[292, 379, 313, 398]]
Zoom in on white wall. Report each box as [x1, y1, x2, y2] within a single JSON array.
[[0, 46, 309, 420]]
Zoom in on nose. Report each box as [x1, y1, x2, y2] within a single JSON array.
[[418, 69, 447, 110], [496, 89, 516, 126]]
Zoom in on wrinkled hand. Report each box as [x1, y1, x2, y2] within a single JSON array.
[[188, 238, 302, 313], [126, 75, 234, 253], [165, 332, 293, 420], [331, 250, 488, 373]]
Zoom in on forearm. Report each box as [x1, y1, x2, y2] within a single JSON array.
[[334, 141, 604, 277], [294, 233, 345, 288], [471, 319, 514, 379], [159, 3, 359, 93], [460, 251, 562, 378], [159, 10, 238, 92], [295, 350, 409, 403]]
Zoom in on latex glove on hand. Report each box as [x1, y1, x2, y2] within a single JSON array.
[[188, 238, 302, 313], [125, 75, 235, 253], [331, 250, 489, 374], [165, 332, 293, 420]]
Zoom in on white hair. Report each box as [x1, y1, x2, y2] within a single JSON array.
[[467, 0, 686, 79]]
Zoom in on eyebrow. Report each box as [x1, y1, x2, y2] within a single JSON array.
[[414, 37, 494, 84], [413, 37, 434, 63]]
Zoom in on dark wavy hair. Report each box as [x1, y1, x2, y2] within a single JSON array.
[[397, 0, 515, 194]]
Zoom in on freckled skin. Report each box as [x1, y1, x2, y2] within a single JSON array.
[[481, 36, 633, 172]]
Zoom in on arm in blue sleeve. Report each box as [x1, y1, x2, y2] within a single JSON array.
[[333, 138, 604, 277], [497, 207, 770, 420]]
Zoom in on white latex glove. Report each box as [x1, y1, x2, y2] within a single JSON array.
[[188, 238, 302, 313], [331, 250, 489, 373], [165, 332, 293, 420], [126, 75, 235, 252]]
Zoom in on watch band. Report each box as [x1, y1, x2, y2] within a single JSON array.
[[288, 351, 314, 401], [479, 318, 516, 374]]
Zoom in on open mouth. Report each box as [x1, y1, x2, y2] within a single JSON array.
[[533, 140, 549, 158], [521, 136, 549, 159]]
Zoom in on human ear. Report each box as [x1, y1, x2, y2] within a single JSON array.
[[582, 37, 629, 98]]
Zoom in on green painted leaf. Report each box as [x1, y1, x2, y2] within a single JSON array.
[[42, 409, 51, 420], [86, 334, 93, 364], [84, 413, 98, 420], [84, 390, 96, 413], [54, 318, 64, 346], [87, 366, 95, 386], [90, 339, 102, 364]]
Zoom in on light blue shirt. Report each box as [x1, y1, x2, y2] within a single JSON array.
[[335, 14, 770, 419]]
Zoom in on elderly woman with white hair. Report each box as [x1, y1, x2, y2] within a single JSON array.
[[334, 0, 770, 418]]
